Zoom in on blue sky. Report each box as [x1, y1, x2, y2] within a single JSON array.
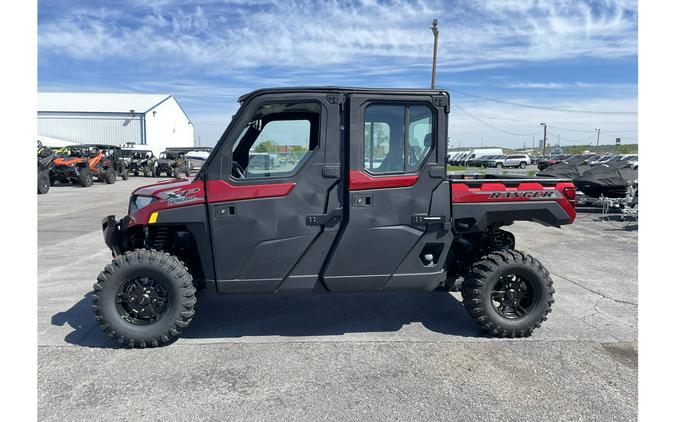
[[38, 0, 638, 148]]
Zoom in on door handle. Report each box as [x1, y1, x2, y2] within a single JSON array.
[[411, 214, 446, 225], [214, 204, 237, 219]]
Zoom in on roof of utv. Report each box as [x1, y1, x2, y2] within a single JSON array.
[[238, 86, 450, 103]]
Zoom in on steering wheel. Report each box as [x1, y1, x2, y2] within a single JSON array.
[[232, 161, 245, 178]]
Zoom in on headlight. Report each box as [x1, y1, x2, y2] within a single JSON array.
[[128, 195, 155, 214]]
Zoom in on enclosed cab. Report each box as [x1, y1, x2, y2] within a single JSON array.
[[93, 87, 575, 348]]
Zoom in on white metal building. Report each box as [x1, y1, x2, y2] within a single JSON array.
[[38, 92, 194, 155]]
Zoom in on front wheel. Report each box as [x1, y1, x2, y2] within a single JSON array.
[[78, 167, 93, 187], [461, 249, 554, 337], [38, 171, 50, 194], [121, 168, 129, 180], [92, 249, 196, 348], [496, 162, 503, 168], [104, 168, 116, 184]]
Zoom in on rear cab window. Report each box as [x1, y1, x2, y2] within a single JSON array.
[[363, 104, 433, 174]]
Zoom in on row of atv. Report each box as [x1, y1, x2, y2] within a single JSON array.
[[121, 149, 191, 179], [37, 142, 191, 194]]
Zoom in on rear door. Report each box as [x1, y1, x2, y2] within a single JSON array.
[[322, 93, 452, 291], [205, 92, 342, 293]]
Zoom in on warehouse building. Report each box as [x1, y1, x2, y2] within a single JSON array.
[[38, 92, 194, 155]]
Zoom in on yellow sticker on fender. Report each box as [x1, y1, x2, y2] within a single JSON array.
[[148, 212, 158, 224]]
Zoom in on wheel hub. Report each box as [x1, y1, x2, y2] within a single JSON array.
[[116, 277, 168, 325], [490, 274, 535, 319]]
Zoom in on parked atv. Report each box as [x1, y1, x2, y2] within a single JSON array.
[[94, 87, 576, 348], [37, 141, 55, 194], [128, 150, 157, 177], [156, 150, 190, 178], [51, 144, 127, 187]]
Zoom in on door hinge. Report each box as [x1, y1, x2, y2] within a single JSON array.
[[429, 166, 445, 178], [432, 95, 449, 113], [326, 93, 345, 110], [306, 208, 343, 227], [322, 164, 341, 178]]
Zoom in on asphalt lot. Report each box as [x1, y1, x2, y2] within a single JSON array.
[[38, 177, 637, 421]]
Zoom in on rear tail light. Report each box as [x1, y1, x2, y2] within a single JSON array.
[[563, 187, 576, 207], [563, 187, 576, 201]]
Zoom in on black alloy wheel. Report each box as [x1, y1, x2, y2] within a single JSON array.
[[115, 277, 169, 325], [490, 274, 535, 319]]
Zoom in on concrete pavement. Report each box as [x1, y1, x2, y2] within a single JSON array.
[[38, 177, 637, 421]]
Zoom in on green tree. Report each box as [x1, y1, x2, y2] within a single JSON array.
[[254, 140, 278, 153]]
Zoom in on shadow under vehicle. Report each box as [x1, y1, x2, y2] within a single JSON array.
[[92, 87, 577, 348]]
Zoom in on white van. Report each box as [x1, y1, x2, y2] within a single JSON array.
[[461, 148, 504, 166]]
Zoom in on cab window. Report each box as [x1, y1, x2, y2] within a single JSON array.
[[231, 102, 319, 180], [364, 104, 433, 174]]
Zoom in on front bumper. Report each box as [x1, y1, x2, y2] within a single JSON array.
[[102, 215, 128, 256], [53, 165, 79, 178]]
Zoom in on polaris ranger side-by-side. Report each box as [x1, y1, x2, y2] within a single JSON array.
[[94, 87, 576, 348]]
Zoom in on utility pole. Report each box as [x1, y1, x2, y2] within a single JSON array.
[[430, 19, 439, 89], [540, 123, 547, 157], [595, 128, 600, 150]]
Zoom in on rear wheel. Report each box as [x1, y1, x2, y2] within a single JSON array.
[[78, 167, 93, 187], [38, 171, 50, 194], [92, 249, 197, 348], [134, 171, 139, 177], [143, 166, 151, 177], [519, 161, 527, 169], [461, 249, 553, 337]]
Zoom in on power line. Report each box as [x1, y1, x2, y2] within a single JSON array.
[[452, 103, 540, 137], [448, 88, 638, 115], [547, 125, 637, 134]]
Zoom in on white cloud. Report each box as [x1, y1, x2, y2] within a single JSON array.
[[39, 0, 637, 74], [38, 0, 638, 146]]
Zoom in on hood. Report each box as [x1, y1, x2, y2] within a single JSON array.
[[132, 177, 201, 200], [127, 177, 205, 226], [53, 156, 84, 166]]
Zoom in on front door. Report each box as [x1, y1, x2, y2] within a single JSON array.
[[205, 93, 342, 293], [322, 93, 452, 291]]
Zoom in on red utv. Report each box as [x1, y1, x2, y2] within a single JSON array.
[[93, 87, 576, 348]]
